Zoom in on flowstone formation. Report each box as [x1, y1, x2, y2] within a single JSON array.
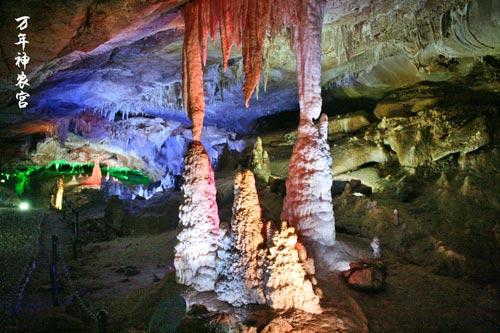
[[281, 0, 335, 246], [215, 170, 266, 306], [215, 170, 321, 313], [174, 142, 219, 292]]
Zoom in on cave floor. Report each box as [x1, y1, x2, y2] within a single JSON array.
[[4, 201, 498, 333]]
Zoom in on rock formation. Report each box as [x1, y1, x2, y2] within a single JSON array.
[[282, 115, 335, 246], [215, 170, 321, 313], [375, 110, 490, 168], [174, 142, 219, 292], [215, 170, 266, 306], [50, 177, 64, 210], [250, 137, 271, 187], [282, 0, 335, 246], [331, 139, 389, 176], [264, 221, 322, 314]]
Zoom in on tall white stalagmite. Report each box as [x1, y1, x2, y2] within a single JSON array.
[[215, 169, 266, 305], [215, 170, 322, 313], [174, 141, 220, 291], [282, 0, 335, 246]]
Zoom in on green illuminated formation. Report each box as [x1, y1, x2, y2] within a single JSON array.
[[1, 160, 150, 195], [14, 166, 42, 195], [101, 165, 150, 185]]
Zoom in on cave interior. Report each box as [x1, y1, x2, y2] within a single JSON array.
[[0, 0, 499, 332]]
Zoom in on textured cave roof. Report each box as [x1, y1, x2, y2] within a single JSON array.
[[0, 0, 499, 131]]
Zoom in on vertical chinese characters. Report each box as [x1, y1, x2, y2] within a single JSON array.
[[14, 16, 30, 109]]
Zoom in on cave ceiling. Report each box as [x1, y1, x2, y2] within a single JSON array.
[[0, 0, 499, 132]]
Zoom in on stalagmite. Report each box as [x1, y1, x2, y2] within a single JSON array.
[[174, 142, 220, 291], [215, 170, 322, 313], [281, 0, 336, 246], [215, 169, 266, 306], [80, 160, 103, 188], [281, 114, 335, 245], [50, 177, 64, 210], [250, 137, 271, 187], [265, 221, 322, 314]]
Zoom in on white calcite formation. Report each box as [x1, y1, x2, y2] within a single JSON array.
[[264, 221, 322, 314], [215, 170, 321, 313], [281, 115, 335, 246], [174, 141, 220, 292], [215, 170, 266, 306], [282, 0, 335, 246]]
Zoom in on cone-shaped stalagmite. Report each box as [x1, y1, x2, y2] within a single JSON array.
[[215, 169, 266, 305], [215, 170, 322, 313], [174, 142, 220, 291], [282, 0, 335, 245]]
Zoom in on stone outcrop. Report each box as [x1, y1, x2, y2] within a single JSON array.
[[378, 111, 489, 167], [282, 115, 336, 246], [334, 167, 386, 193], [342, 261, 386, 291], [328, 111, 370, 135], [174, 142, 219, 292], [332, 139, 389, 175]]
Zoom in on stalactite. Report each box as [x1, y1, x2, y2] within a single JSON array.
[[240, 0, 271, 107], [182, 1, 206, 141], [182, 0, 300, 111], [294, 0, 324, 121]]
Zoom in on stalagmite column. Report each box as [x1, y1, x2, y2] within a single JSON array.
[[215, 169, 266, 305], [174, 142, 219, 291], [281, 0, 335, 246], [175, 1, 221, 292]]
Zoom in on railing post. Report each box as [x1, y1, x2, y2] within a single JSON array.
[[97, 309, 108, 333], [49, 235, 59, 306], [72, 210, 80, 260]]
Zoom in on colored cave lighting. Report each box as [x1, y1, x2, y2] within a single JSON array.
[[100, 166, 150, 186], [18, 201, 30, 211], [3, 160, 150, 196]]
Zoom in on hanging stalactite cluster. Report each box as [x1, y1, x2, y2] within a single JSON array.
[[182, 0, 306, 140]]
